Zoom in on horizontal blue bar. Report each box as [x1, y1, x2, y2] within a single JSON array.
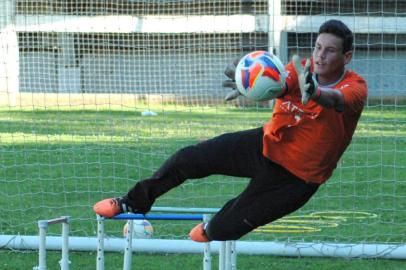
[[111, 213, 204, 221], [151, 206, 219, 214]]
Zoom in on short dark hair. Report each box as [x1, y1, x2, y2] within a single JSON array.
[[318, 19, 354, 53]]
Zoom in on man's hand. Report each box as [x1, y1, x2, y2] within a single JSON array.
[[292, 55, 319, 105], [222, 58, 242, 101]]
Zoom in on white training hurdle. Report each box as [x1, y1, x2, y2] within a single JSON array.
[[33, 216, 71, 270], [96, 210, 237, 270]]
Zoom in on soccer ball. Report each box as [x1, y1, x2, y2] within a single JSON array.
[[123, 219, 154, 239], [235, 50, 286, 101]]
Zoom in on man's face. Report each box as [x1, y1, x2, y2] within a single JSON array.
[[312, 33, 352, 84]]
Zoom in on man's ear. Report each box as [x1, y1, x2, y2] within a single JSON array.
[[343, 50, 353, 65]]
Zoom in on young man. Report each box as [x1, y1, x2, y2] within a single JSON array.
[[93, 19, 367, 242]]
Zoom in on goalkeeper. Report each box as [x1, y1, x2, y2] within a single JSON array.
[[93, 19, 368, 242]]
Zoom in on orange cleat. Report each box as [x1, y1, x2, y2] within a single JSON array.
[[93, 198, 123, 218], [189, 223, 210, 242]]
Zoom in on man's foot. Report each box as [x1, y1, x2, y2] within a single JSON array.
[[189, 223, 210, 242], [93, 197, 127, 218]]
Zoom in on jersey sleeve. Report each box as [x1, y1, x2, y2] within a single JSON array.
[[339, 75, 368, 115], [283, 61, 299, 96]]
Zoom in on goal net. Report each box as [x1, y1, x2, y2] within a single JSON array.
[[1, 0, 405, 266]]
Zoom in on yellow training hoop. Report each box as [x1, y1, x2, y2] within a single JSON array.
[[254, 210, 377, 234]]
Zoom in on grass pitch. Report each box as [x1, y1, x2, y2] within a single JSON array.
[[0, 103, 405, 269]]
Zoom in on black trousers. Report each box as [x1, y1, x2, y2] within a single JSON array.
[[125, 127, 319, 240]]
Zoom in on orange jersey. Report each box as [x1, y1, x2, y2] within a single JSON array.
[[262, 59, 368, 184]]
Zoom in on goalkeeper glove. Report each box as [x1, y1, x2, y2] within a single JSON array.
[[222, 58, 242, 101], [292, 55, 319, 105]]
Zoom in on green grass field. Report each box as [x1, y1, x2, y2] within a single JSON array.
[[1, 250, 405, 270], [0, 104, 405, 269]]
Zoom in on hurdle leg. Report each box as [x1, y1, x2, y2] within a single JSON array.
[[60, 216, 70, 270], [219, 241, 226, 270], [123, 220, 133, 270], [203, 214, 212, 270], [225, 241, 232, 270], [35, 220, 48, 270], [96, 215, 105, 270], [230, 241, 237, 270]]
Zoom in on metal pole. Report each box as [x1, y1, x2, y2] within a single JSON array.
[[96, 215, 105, 270], [203, 214, 211, 270], [36, 220, 48, 270], [123, 220, 133, 270], [219, 241, 226, 270], [225, 241, 231, 270], [230, 241, 237, 270], [151, 206, 220, 214], [112, 213, 203, 221], [60, 216, 70, 270]]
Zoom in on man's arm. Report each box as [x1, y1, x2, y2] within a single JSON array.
[[292, 55, 345, 111], [312, 87, 345, 112]]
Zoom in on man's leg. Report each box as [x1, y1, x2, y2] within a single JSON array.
[[94, 128, 264, 216], [204, 161, 319, 241]]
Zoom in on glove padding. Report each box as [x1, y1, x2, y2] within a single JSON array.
[[292, 55, 319, 105], [222, 58, 242, 101]]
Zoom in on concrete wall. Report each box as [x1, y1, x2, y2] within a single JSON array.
[[19, 49, 405, 97], [19, 50, 239, 99], [350, 51, 406, 97]]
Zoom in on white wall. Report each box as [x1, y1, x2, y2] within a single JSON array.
[[19, 48, 404, 97], [350, 51, 406, 97], [20, 50, 240, 100], [19, 52, 58, 93], [14, 6, 406, 98]]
